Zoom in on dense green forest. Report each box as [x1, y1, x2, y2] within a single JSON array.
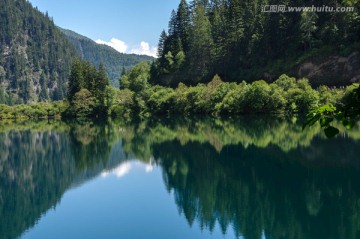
[[1, 59, 358, 122], [119, 61, 357, 116], [151, 0, 360, 87], [60, 28, 154, 88], [0, 0, 77, 104], [0, 0, 359, 133]]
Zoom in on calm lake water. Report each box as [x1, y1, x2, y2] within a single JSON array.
[[1, 117, 360, 239]]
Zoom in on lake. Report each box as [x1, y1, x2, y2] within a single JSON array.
[[1, 116, 360, 239]]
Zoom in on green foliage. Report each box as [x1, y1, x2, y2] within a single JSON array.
[[124, 62, 150, 93], [244, 80, 273, 113], [318, 85, 344, 106], [110, 89, 135, 118], [304, 84, 360, 138], [290, 79, 320, 113], [65, 59, 110, 118], [3, 71, 344, 120], [119, 72, 328, 117], [216, 81, 249, 114], [0, 101, 68, 120], [147, 86, 176, 115], [342, 84, 360, 119], [303, 104, 340, 138], [69, 89, 96, 118]]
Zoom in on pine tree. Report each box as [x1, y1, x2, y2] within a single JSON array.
[[300, 12, 318, 51], [82, 61, 97, 94], [96, 63, 110, 107], [157, 30, 168, 58], [176, 0, 191, 51], [67, 59, 84, 102], [119, 66, 127, 89], [187, 3, 214, 84], [168, 10, 177, 37], [210, 0, 226, 64]]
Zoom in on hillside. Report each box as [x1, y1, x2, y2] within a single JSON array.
[[0, 0, 77, 104], [60, 28, 154, 88], [151, 0, 360, 87]]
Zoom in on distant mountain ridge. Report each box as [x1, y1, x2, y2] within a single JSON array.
[[0, 0, 77, 104], [60, 28, 154, 88]]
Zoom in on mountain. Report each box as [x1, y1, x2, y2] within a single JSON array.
[[0, 0, 77, 104], [60, 28, 154, 88]]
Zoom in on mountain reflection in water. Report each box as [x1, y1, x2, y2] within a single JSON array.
[[0, 117, 360, 239]]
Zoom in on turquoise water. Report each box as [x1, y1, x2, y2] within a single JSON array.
[[22, 161, 234, 239], [1, 117, 360, 239]]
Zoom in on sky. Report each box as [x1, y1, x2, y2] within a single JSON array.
[[28, 0, 180, 57]]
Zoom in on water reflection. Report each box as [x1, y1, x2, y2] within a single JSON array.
[[0, 117, 359, 239]]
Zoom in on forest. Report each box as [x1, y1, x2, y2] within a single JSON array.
[[151, 0, 360, 86], [1, 59, 359, 126], [0, 0, 76, 104]]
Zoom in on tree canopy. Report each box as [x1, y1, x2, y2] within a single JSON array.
[[151, 0, 360, 87]]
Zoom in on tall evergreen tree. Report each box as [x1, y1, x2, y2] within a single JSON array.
[[187, 3, 214, 84], [176, 0, 191, 51], [168, 10, 177, 37], [157, 30, 168, 58], [96, 63, 110, 106], [67, 59, 84, 102]]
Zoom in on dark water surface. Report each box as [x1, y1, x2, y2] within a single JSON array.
[[1, 117, 360, 239]]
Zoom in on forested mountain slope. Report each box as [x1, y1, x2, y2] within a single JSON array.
[[0, 0, 77, 104], [60, 28, 154, 88], [151, 0, 360, 87]]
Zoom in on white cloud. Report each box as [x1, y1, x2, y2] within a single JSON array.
[[145, 164, 154, 173], [101, 161, 155, 179], [96, 38, 157, 58], [113, 163, 132, 178], [130, 41, 158, 58], [101, 162, 132, 178], [96, 38, 128, 53]]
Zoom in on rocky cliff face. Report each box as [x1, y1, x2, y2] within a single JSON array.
[[297, 52, 360, 87]]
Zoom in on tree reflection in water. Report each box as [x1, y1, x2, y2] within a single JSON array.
[[0, 117, 359, 239]]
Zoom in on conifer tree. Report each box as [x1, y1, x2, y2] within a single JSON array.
[[67, 59, 84, 102], [187, 3, 214, 84], [96, 63, 110, 105], [176, 0, 191, 51], [157, 30, 168, 58]]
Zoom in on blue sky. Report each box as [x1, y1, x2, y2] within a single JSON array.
[[29, 0, 180, 57]]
